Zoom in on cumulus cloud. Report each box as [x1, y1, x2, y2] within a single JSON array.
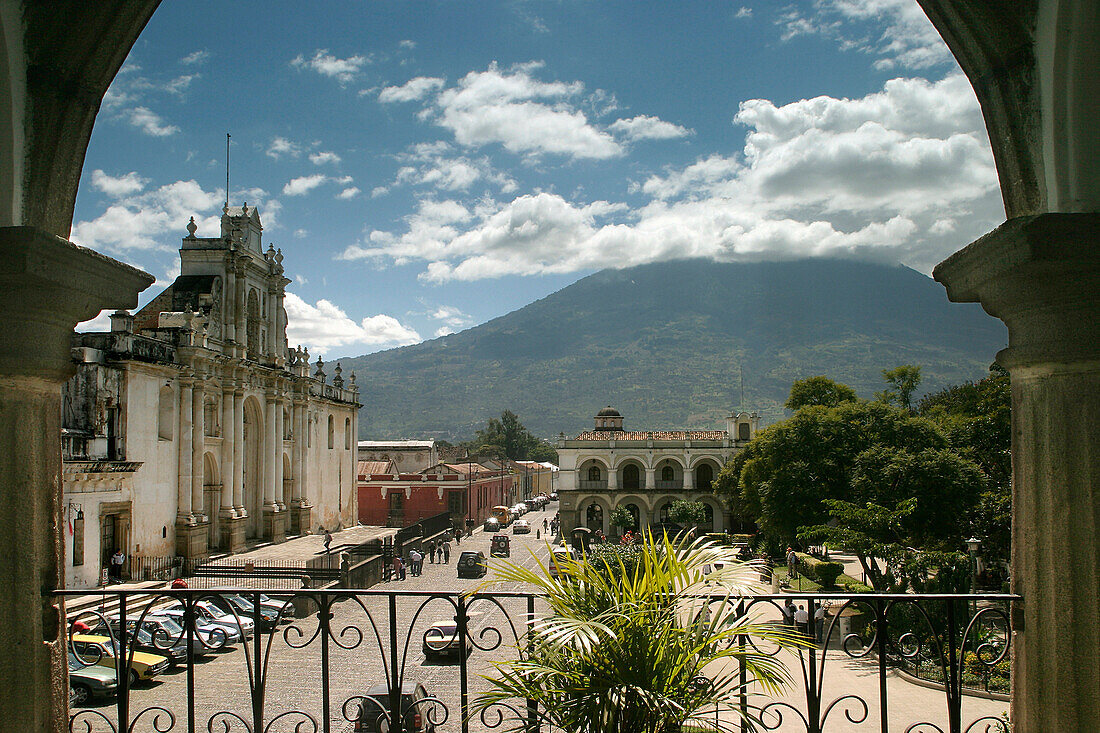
[[71, 180, 279, 256], [284, 292, 420, 355], [780, 0, 954, 71], [282, 174, 328, 196], [735, 7, 753, 18], [309, 151, 341, 165], [434, 327, 455, 338], [290, 49, 368, 84], [91, 170, 148, 198], [337, 187, 361, 200], [378, 76, 446, 103], [430, 305, 473, 328], [125, 107, 179, 136], [345, 74, 1002, 279], [609, 115, 691, 141], [267, 137, 304, 159], [391, 143, 517, 193]]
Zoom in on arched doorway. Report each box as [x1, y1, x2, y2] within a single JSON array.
[[624, 503, 640, 532], [203, 452, 220, 548], [585, 503, 604, 532], [621, 463, 641, 491], [695, 463, 715, 491], [242, 396, 264, 538]]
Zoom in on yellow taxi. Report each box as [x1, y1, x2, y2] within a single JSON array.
[[70, 634, 170, 686]]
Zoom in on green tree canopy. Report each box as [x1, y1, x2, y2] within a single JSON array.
[[610, 505, 634, 529], [667, 499, 707, 527], [467, 410, 555, 462], [785, 376, 858, 410], [878, 364, 923, 412]]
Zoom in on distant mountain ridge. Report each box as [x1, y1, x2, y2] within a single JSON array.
[[338, 259, 1006, 440]]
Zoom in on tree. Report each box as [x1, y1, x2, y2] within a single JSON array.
[[468, 410, 552, 461], [609, 505, 634, 531], [878, 365, 922, 412], [527, 440, 559, 464], [667, 499, 707, 530], [785, 376, 858, 410], [473, 533, 803, 733]]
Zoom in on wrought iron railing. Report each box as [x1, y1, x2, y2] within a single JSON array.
[[57, 588, 1016, 733]]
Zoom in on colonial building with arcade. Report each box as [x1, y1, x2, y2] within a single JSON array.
[[555, 406, 758, 538], [60, 204, 360, 588]]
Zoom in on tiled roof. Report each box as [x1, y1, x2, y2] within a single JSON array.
[[357, 460, 393, 477], [358, 440, 435, 449], [572, 430, 728, 441]]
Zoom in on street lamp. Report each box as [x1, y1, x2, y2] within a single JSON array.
[[967, 536, 982, 616]]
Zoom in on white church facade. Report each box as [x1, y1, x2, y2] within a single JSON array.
[[555, 406, 759, 538], [61, 204, 359, 588]]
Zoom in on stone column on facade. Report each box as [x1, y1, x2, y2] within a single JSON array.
[[234, 262, 247, 359], [933, 214, 1100, 732], [223, 255, 236, 343], [232, 388, 245, 513], [683, 460, 694, 491], [176, 378, 194, 522], [0, 226, 152, 733], [262, 390, 284, 541], [266, 284, 278, 362], [643, 467, 655, 492], [191, 377, 206, 521], [274, 394, 285, 510], [291, 399, 304, 506], [607, 463, 618, 491], [220, 383, 235, 517]]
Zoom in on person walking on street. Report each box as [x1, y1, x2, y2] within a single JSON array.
[[543, 518, 549, 532], [394, 555, 405, 581], [814, 605, 826, 645], [409, 548, 423, 576], [109, 548, 125, 582], [427, 540, 436, 563], [786, 547, 799, 581], [442, 540, 450, 563], [794, 605, 810, 640], [782, 599, 795, 626], [324, 530, 333, 554]]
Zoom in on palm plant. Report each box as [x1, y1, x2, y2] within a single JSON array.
[[472, 530, 805, 733]]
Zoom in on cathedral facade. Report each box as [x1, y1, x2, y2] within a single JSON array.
[[555, 407, 758, 539], [61, 204, 359, 588]]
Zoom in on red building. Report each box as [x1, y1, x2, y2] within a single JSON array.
[[357, 460, 512, 528]]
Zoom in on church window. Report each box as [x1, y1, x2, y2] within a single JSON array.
[[204, 396, 219, 437], [622, 464, 640, 490], [344, 417, 351, 450], [158, 386, 174, 440], [738, 422, 751, 441], [587, 465, 601, 482], [389, 491, 404, 513], [327, 415, 335, 449], [661, 465, 674, 482]]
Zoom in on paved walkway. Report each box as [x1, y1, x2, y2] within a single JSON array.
[[204, 525, 398, 564]]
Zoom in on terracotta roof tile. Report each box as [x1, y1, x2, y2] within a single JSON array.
[[572, 430, 727, 441], [357, 460, 393, 477]]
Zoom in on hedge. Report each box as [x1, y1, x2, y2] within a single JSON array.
[[795, 553, 845, 588]]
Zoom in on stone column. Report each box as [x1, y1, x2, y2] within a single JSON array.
[[934, 214, 1100, 732], [291, 400, 304, 505], [263, 391, 284, 541], [274, 396, 285, 509], [232, 388, 244, 512], [0, 227, 151, 733], [234, 263, 247, 358], [176, 378, 194, 521], [191, 378, 205, 520], [220, 383, 235, 517], [223, 257, 236, 343], [643, 467, 655, 492], [264, 392, 277, 509], [683, 461, 694, 491]]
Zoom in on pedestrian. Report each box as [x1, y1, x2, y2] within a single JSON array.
[[794, 605, 810, 639], [427, 540, 435, 564], [441, 540, 450, 563], [454, 529, 462, 546], [324, 530, 333, 554], [786, 547, 799, 581], [782, 599, 795, 626], [543, 518, 549, 532], [814, 605, 826, 645], [394, 555, 405, 581], [109, 548, 125, 582], [409, 548, 423, 576]]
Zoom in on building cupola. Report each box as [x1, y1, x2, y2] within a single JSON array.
[[594, 405, 624, 431]]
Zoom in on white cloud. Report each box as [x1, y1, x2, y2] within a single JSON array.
[[282, 174, 328, 196], [180, 50, 210, 65], [76, 310, 114, 332], [378, 76, 445, 103], [290, 49, 368, 84], [125, 107, 179, 136], [91, 170, 148, 198], [309, 151, 341, 165], [391, 145, 517, 193], [267, 137, 304, 159], [336, 187, 360, 200], [345, 74, 1002, 279], [609, 115, 691, 141], [780, 0, 954, 71], [430, 305, 473, 328], [284, 292, 420, 356], [425, 62, 621, 160], [71, 180, 280, 256], [735, 7, 753, 19], [434, 326, 455, 338], [399, 40, 417, 50]]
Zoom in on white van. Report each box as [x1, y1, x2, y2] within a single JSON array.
[[548, 546, 573, 579]]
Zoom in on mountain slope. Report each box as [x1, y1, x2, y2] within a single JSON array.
[[338, 259, 1006, 439]]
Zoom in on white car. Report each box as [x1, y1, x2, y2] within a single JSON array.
[[511, 503, 527, 516], [512, 519, 531, 534]]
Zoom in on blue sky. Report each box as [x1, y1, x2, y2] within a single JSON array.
[[73, 1, 1003, 359]]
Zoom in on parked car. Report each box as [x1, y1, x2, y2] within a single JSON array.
[[490, 534, 510, 557], [511, 503, 527, 516], [92, 616, 213, 668], [256, 593, 296, 618], [155, 605, 242, 648], [548, 546, 573, 580], [512, 519, 531, 535], [69, 634, 170, 687], [68, 653, 118, 705], [211, 594, 284, 632], [483, 517, 500, 533], [354, 681, 435, 733], [457, 551, 488, 579], [550, 492, 558, 501], [421, 622, 471, 661]]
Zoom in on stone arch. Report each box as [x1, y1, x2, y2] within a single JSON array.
[[578, 457, 609, 487], [614, 494, 649, 533], [654, 457, 684, 487], [651, 494, 682, 525], [690, 457, 723, 492], [577, 495, 612, 534], [692, 494, 725, 533], [615, 458, 646, 491], [242, 395, 264, 538]]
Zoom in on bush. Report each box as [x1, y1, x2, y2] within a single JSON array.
[[813, 561, 844, 588], [835, 576, 874, 593]]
